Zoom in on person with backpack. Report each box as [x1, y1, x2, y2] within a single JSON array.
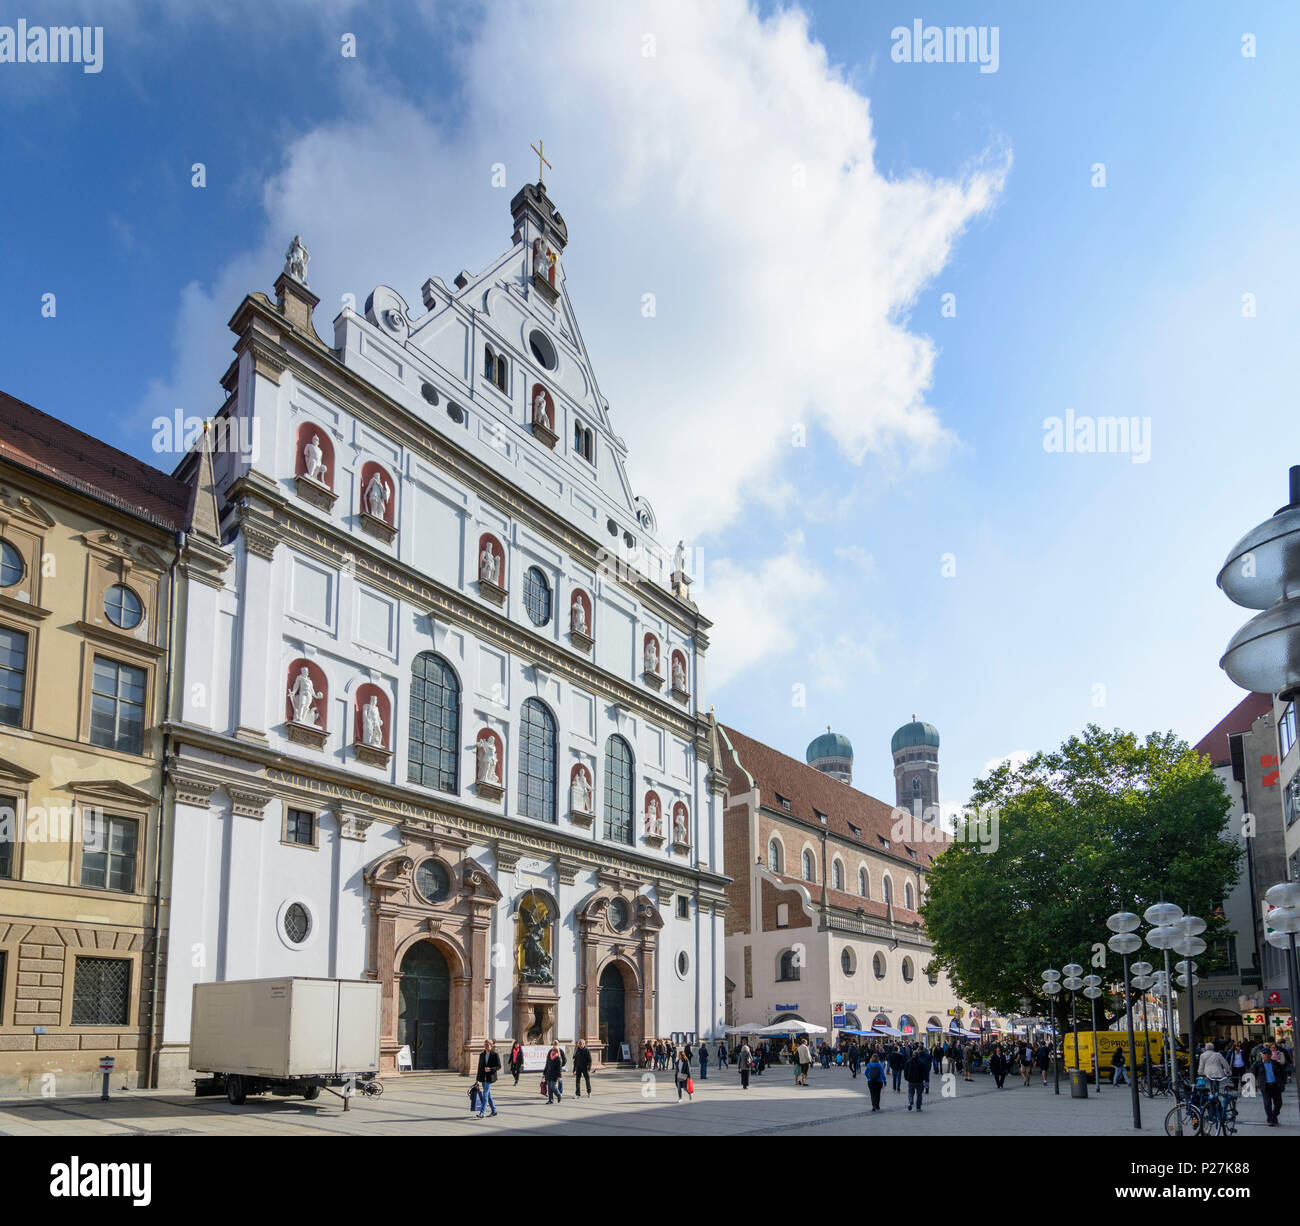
[[738, 1041, 753, 1089], [865, 1050, 886, 1111], [474, 1039, 501, 1118], [1019, 1042, 1033, 1086]]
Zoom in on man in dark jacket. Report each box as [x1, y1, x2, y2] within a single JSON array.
[[544, 1041, 567, 1104], [573, 1038, 593, 1098], [989, 1046, 1007, 1089], [889, 1045, 907, 1093], [1254, 1047, 1285, 1126], [847, 1041, 861, 1078], [474, 1039, 501, 1118], [904, 1047, 929, 1111]]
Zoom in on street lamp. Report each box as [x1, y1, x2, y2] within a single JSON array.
[[1174, 914, 1207, 1060], [1042, 969, 1062, 1096], [1263, 881, 1300, 1125], [1063, 962, 1084, 1081], [1145, 902, 1187, 1135], [1082, 977, 1103, 1094], [1107, 910, 1143, 1129], [1131, 961, 1155, 1095]]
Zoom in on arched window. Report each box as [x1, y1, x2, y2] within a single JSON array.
[[408, 652, 459, 793], [573, 421, 594, 463], [832, 860, 843, 891], [802, 849, 815, 883], [517, 698, 556, 824], [859, 867, 870, 898], [483, 345, 496, 382], [905, 881, 915, 910], [495, 356, 507, 391], [883, 875, 893, 906], [778, 949, 800, 982], [603, 734, 633, 844], [768, 838, 783, 873], [523, 566, 552, 626], [902, 957, 915, 983], [911, 777, 922, 801], [872, 952, 886, 980]]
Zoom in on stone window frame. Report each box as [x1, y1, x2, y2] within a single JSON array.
[[800, 844, 817, 884], [79, 542, 164, 648], [881, 872, 894, 907], [831, 856, 845, 892], [77, 641, 157, 761], [275, 897, 320, 952], [67, 784, 151, 900], [0, 941, 17, 1028], [282, 804, 321, 851], [905, 880, 915, 910], [767, 834, 785, 874], [60, 948, 142, 1031], [0, 613, 38, 731], [0, 516, 45, 611], [872, 951, 887, 980], [776, 947, 801, 982], [858, 864, 871, 899], [0, 762, 35, 884]]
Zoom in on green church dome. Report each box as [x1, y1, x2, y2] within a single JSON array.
[[806, 728, 853, 764], [891, 718, 939, 754]]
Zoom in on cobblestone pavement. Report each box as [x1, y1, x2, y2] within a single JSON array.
[[0, 1065, 1293, 1137]]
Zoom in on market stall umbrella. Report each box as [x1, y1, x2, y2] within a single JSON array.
[[725, 1023, 765, 1032], [757, 1020, 827, 1035]]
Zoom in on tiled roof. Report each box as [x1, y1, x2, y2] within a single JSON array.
[[719, 723, 947, 871], [0, 389, 191, 531], [1193, 691, 1274, 768]]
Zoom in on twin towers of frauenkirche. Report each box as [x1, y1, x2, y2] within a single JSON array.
[[806, 717, 940, 816]]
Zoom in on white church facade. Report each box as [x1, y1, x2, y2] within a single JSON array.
[[158, 181, 727, 1080]]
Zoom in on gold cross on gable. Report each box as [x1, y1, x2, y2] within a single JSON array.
[[531, 139, 552, 186]]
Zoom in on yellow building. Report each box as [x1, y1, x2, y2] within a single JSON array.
[[0, 392, 225, 1093]]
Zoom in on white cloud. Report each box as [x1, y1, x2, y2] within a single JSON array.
[[700, 534, 827, 690], [982, 750, 1033, 776], [833, 545, 875, 578], [135, 0, 1007, 548]]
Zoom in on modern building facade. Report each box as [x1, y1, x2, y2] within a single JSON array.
[[158, 183, 727, 1081], [717, 720, 966, 1042], [0, 392, 223, 1093]]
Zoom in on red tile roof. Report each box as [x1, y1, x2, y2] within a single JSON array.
[[1193, 692, 1274, 768], [0, 389, 191, 531], [719, 723, 947, 871]]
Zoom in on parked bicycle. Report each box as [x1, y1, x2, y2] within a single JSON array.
[[1163, 1077, 1236, 1136]]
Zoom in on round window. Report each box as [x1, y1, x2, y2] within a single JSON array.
[[873, 953, 886, 980], [676, 951, 690, 978], [608, 897, 629, 931], [416, 859, 451, 903], [284, 903, 311, 944], [447, 403, 464, 425], [104, 584, 143, 629], [902, 957, 915, 983], [841, 948, 855, 976], [421, 382, 439, 405], [529, 329, 557, 370], [523, 566, 552, 626], [0, 541, 22, 588], [928, 971, 939, 987]]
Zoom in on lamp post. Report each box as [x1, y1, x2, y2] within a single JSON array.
[[1083, 975, 1103, 1094], [1130, 961, 1155, 1097], [1107, 910, 1143, 1129], [1063, 962, 1084, 1079], [1042, 969, 1062, 1095], [1263, 881, 1300, 1125], [1174, 913, 1207, 1060], [1145, 902, 1187, 1135]]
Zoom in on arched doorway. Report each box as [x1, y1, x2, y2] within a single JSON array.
[[399, 942, 450, 1069], [599, 964, 627, 1062]]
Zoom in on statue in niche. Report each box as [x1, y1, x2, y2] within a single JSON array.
[[302, 434, 328, 485], [672, 655, 687, 692], [644, 637, 659, 676], [646, 795, 663, 838], [571, 593, 587, 635], [518, 894, 554, 985], [288, 666, 322, 726], [364, 471, 390, 520], [572, 768, 592, 813], [674, 808, 688, 844], [362, 695, 385, 747], [285, 234, 310, 285], [476, 735, 500, 785], [479, 541, 501, 586], [532, 387, 551, 427], [534, 237, 556, 285]]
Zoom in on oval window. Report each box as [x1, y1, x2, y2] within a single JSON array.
[[284, 903, 311, 944], [523, 566, 552, 626], [105, 584, 143, 629], [529, 329, 557, 371], [0, 540, 23, 588], [416, 859, 451, 903], [608, 897, 629, 931]]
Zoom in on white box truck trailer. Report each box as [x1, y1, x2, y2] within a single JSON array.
[[190, 977, 382, 1106]]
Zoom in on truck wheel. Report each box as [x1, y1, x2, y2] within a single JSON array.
[[303, 1086, 321, 1101], [226, 1075, 247, 1106]]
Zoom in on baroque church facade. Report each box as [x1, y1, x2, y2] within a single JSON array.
[[158, 182, 727, 1080]]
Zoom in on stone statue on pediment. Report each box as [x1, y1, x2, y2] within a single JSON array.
[[285, 235, 310, 285]]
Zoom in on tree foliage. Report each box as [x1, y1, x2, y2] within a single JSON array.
[[921, 725, 1239, 1024]]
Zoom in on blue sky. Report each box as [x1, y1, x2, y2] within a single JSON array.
[[2, 0, 1297, 811]]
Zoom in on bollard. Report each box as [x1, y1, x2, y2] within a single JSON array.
[[99, 1055, 115, 1102]]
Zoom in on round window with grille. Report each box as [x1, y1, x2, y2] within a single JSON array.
[[284, 903, 311, 944], [416, 859, 451, 903]]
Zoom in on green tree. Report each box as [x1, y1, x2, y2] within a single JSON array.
[[921, 725, 1239, 1026]]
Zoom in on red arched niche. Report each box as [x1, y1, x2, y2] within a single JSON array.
[[354, 682, 391, 748], [295, 423, 334, 489], [359, 461, 395, 525], [285, 658, 328, 729]]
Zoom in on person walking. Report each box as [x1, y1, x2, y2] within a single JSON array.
[[1111, 1047, 1128, 1086], [1230, 1042, 1246, 1090], [674, 1048, 694, 1101], [865, 1049, 886, 1111], [699, 1043, 709, 1081], [474, 1039, 501, 1118], [847, 1040, 861, 1078], [989, 1045, 1007, 1089], [889, 1045, 906, 1093], [1020, 1042, 1033, 1086], [904, 1046, 929, 1111], [573, 1038, 593, 1098], [1198, 1041, 1231, 1084], [508, 1039, 524, 1086], [738, 1041, 752, 1090], [796, 1039, 813, 1086], [544, 1040, 566, 1104], [717, 1039, 728, 1069], [962, 1043, 974, 1082], [1035, 1040, 1050, 1085], [1253, 1046, 1284, 1126]]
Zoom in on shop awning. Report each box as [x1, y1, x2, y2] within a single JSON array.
[[871, 1025, 903, 1036]]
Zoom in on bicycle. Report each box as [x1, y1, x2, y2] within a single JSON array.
[[1196, 1078, 1238, 1137]]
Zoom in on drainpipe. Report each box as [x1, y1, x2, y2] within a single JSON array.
[[147, 529, 184, 1086]]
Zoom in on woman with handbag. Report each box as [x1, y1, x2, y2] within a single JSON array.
[[508, 1040, 524, 1086], [674, 1048, 694, 1101], [474, 1039, 501, 1118]]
